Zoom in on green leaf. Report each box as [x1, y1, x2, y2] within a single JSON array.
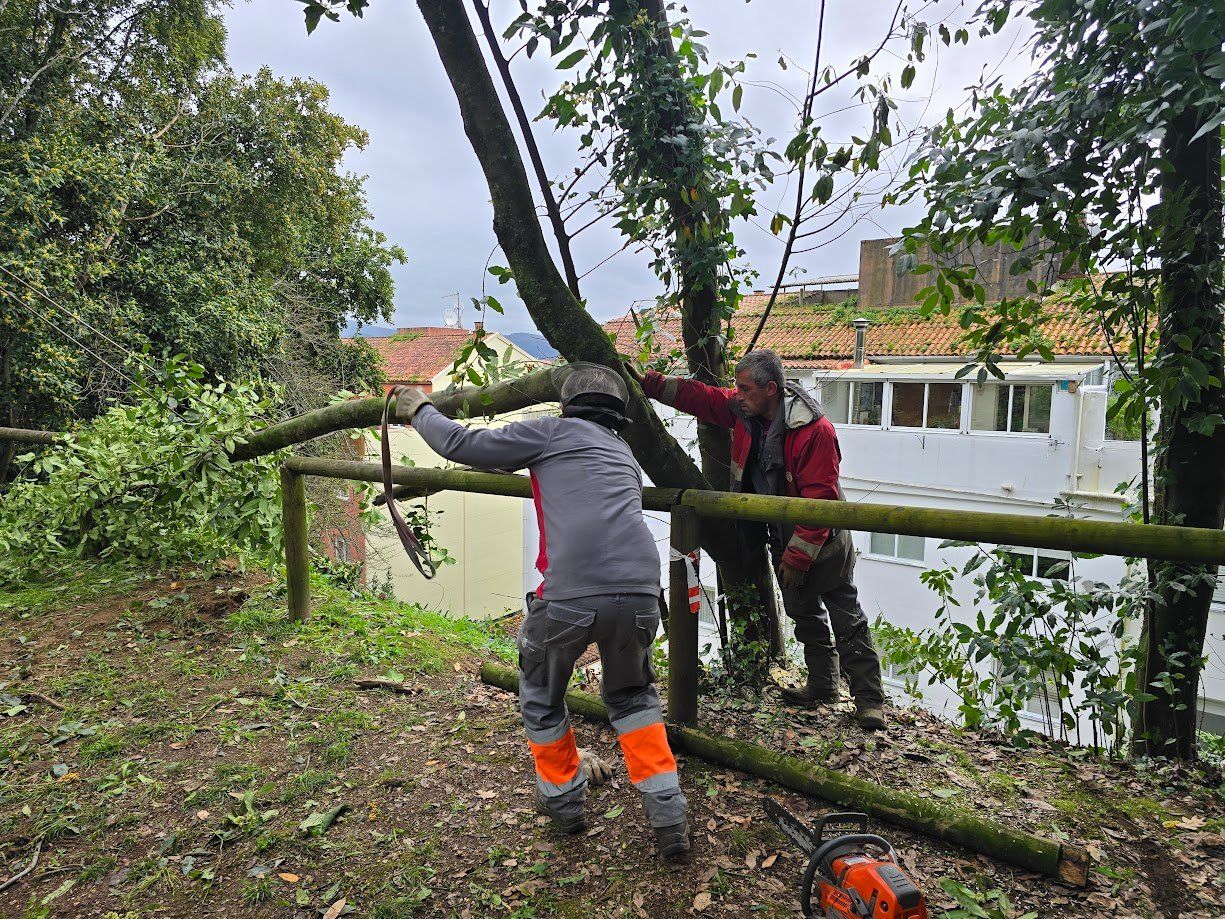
[[732, 84, 743, 111], [557, 49, 586, 70]]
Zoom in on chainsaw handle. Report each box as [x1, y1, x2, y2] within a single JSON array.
[[812, 833, 894, 875], [800, 834, 895, 917]]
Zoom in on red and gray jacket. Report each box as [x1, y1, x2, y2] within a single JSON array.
[[642, 371, 842, 572]]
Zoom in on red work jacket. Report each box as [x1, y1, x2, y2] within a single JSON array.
[[642, 371, 842, 572]]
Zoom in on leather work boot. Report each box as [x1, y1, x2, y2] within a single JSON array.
[[534, 789, 586, 835], [854, 701, 886, 730], [779, 684, 840, 708], [654, 819, 691, 858], [780, 654, 840, 708]]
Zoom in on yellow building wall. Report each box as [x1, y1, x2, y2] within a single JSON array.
[[363, 335, 552, 620], [364, 425, 528, 620]]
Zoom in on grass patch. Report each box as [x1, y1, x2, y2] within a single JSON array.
[[230, 576, 513, 675]]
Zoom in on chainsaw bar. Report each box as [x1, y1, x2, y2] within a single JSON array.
[[764, 799, 818, 856]]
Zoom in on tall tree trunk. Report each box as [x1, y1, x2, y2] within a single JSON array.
[[415, 0, 780, 654], [615, 0, 780, 653], [1134, 96, 1225, 760]]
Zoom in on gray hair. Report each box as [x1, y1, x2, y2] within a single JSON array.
[[735, 349, 785, 392]]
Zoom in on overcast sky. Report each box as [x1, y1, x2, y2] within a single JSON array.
[[224, 1, 1033, 334]]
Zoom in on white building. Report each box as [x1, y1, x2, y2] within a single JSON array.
[[596, 240, 1225, 739]]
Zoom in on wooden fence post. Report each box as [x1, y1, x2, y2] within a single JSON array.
[[281, 466, 310, 622], [668, 505, 701, 725]]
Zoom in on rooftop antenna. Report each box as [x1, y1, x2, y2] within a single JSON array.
[[442, 292, 462, 329]]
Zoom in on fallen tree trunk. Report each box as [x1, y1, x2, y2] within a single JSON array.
[[231, 367, 560, 461], [478, 661, 1089, 887]]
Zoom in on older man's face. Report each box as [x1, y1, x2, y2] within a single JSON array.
[[733, 370, 780, 418]]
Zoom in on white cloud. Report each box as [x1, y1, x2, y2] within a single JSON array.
[[224, 0, 1033, 334]]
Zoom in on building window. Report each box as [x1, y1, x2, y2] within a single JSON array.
[[867, 532, 925, 562], [889, 382, 962, 430], [999, 548, 1070, 581], [1023, 681, 1060, 721], [996, 663, 1061, 725], [819, 381, 884, 426], [882, 659, 907, 686], [330, 535, 352, 564], [970, 383, 1053, 434]]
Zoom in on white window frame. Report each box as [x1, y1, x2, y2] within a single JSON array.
[[863, 532, 926, 567], [881, 658, 908, 688], [818, 380, 886, 427], [847, 381, 885, 427], [885, 380, 966, 432], [994, 662, 1062, 728], [969, 383, 1054, 437], [998, 547, 1072, 582]]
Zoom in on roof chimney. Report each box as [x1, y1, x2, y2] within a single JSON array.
[[851, 317, 871, 368], [473, 320, 484, 333]]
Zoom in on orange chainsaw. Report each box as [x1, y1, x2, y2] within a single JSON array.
[[764, 800, 927, 918]]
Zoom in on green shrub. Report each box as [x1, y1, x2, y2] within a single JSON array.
[[0, 356, 282, 583]]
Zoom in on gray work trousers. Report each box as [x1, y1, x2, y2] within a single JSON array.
[[517, 593, 688, 828], [777, 530, 885, 706]]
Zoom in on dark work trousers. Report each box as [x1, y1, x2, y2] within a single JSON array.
[[776, 530, 885, 706], [517, 593, 688, 828]]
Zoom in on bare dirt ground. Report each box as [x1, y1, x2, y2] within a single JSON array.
[[0, 567, 1222, 918]]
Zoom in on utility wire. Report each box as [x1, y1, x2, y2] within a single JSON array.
[[0, 283, 191, 426], [0, 264, 164, 382]]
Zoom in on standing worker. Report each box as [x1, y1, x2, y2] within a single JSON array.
[[391, 364, 690, 856], [627, 350, 886, 730]]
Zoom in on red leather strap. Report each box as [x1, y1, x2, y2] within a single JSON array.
[[381, 387, 436, 579]]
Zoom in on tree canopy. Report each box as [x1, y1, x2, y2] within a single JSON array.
[[0, 0, 404, 475]]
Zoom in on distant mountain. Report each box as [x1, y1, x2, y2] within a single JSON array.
[[342, 319, 396, 339], [505, 332, 559, 360]]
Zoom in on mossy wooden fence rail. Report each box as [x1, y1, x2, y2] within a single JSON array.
[[7, 416, 1225, 887]]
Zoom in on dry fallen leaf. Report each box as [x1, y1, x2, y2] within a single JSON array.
[[476, 790, 497, 799], [693, 890, 712, 911], [762, 853, 778, 869], [278, 872, 300, 884], [322, 899, 347, 919], [196, 810, 209, 821], [1169, 816, 1208, 831]]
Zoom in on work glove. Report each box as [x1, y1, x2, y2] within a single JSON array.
[[777, 559, 807, 590], [622, 360, 646, 389], [578, 748, 614, 786], [392, 386, 432, 424]]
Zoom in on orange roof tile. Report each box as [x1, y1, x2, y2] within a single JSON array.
[[605, 293, 1113, 369], [365, 327, 473, 384]]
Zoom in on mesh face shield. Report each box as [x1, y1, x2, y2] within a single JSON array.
[[555, 362, 630, 409]]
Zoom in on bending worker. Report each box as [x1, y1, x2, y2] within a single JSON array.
[[392, 364, 690, 856], [627, 349, 887, 730]]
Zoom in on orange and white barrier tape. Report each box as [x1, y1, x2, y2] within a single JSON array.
[[668, 548, 702, 615]]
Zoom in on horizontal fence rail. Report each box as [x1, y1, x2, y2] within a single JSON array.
[[5, 426, 1223, 564], [0, 427, 63, 446], [283, 455, 684, 513], [285, 456, 1225, 566]]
